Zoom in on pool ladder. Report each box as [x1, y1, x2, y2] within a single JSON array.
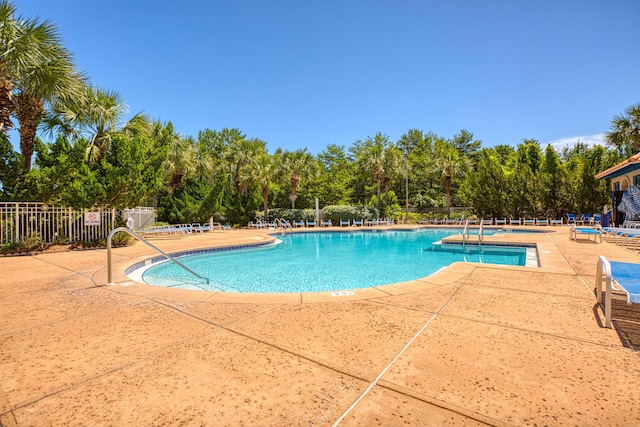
[[462, 219, 484, 247], [274, 218, 292, 235], [462, 220, 470, 246], [107, 227, 209, 285]]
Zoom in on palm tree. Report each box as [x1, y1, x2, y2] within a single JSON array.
[[0, 1, 84, 170], [606, 103, 640, 156], [431, 139, 471, 216], [354, 133, 390, 214], [45, 85, 150, 162], [223, 137, 267, 194], [381, 145, 403, 205], [280, 148, 317, 208], [243, 153, 278, 222], [0, 1, 50, 134]]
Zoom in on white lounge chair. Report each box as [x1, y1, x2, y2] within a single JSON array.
[[596, 256, 640, 328]]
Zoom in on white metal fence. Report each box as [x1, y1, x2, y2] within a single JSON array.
[[0, 202, 117, 245], [123, 207, 156, 230]]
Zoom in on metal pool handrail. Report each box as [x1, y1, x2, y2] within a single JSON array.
[[462, 219, 470, 246], [479, 219, 484, 243], [107, 227, 209, 285]]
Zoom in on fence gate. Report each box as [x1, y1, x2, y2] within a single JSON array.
[[0, 202, 117, 245], [122, 207, 156, 230]]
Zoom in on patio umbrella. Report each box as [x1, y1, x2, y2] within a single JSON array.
[[618, 184, 640, 221]]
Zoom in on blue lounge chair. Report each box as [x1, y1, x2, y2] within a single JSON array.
[[592, 213, 601, 225], [340, 219, 350, 227], [537, 218, 549, 226], [570, 225, 602, 243], [596, 256, 640, 328], [566, 213, 577, 225]]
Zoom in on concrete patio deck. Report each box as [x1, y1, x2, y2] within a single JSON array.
[[1, 226, 640, 426]]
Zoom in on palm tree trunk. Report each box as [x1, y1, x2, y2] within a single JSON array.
[[445, 175, 452, 216], [290, 175, 299, 209], [0, 75, 14, 135], [15, 93, 45, 171], [263, 186, 269, 222]]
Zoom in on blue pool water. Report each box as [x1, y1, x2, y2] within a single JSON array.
[[138, 229, 532, 293]]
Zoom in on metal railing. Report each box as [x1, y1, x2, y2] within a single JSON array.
[[479, 219, 484, 243], [107, 227, 209, 286], [462, 220, 470, 246]]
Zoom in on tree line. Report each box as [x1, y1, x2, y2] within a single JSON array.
[[1, 1, 639, 226]]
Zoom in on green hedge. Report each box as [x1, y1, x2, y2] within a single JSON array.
[[321, 205, 379, 222], [254, 208, 316, 223]]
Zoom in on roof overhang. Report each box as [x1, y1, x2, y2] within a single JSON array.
[[595, 152, 640, 180]]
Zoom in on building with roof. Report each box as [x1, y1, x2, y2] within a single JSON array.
[[595, 152, 640, 225]]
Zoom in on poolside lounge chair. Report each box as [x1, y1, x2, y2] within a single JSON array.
[[596, 256, 640, 328], [340, 219, 350, 227], [495, 218, 507, 225], [138, 225, 185, 239], [294, 220, 305, 228], [566, 213, 581, 225], [592, 213, 601, 225], [537, 218, 549, 226], [582, 214, 593, 225], [207, 222, 227, 231], [481, 218, 492, 226], [321, 220, 332, 227], [550, 218, 563, 226], [523, 218, 535, 226], [570, 224, 602, 243], [510, 218, 521, 226], [352, 219, 363, 227], [306, 220, 316, 227], [602, 227, 640, 249]]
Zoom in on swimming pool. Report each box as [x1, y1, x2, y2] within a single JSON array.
[[133, 229, 537, 293]]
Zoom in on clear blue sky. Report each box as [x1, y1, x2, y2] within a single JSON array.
[[16, 0, 640, 154]]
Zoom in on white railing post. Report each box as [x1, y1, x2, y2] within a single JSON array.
[[14, 202, 19, 243]]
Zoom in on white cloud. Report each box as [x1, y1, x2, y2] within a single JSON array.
[[543, 133, 607, 152]]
